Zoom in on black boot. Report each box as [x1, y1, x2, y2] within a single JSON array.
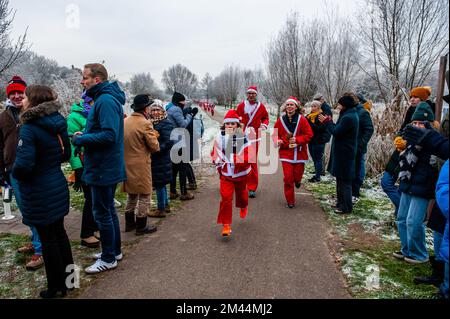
[[135, 217, 158, 236], [125, 212, 136, 232], [414, 259, 445, 287]]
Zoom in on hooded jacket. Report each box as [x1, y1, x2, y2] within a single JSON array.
[[12, 101, 71, 226], [67, 101, 88, 170], [73, 81, 127, 186]]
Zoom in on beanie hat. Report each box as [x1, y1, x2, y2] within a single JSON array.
[[131, 94, 153, 111], [150, 99, 164, 109], [410, 87, 432, 101], [246, 86, 258, 94], [223, 109, 241, 124], [357, 93, 367, 104], [6, 75, 27, 97], [338, 96, 357, 109], [411, 102, 435, 122], [313, 93, 324, 101], [172, 92, 186, 105]]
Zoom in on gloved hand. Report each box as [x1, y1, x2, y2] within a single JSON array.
[[191, 107, 199, 117], [1, 171, 11, 187], [401, 123, 432, 146], [394, 136, 407, 152], [73, 168, 84, 192]]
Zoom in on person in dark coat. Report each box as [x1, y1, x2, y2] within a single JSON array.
[[307, 100, 331, 182], [351, 93, 374, 201], [319, 95, 359, 214], [313, 94, 333, 116], [12, 85, 73, 299], [182, 101, 199, 190], [148, 100, 174, 217], [73, 63, 126, 274]]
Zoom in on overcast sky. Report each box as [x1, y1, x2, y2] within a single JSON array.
[[11, 0, 360, 85]]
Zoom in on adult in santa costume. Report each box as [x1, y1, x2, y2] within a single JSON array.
[[211, 110, 255, 237], [273, 97, 313, 208], [236, 86, 269, 198]]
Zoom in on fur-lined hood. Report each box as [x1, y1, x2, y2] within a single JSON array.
[[20, 101, 67, 135]]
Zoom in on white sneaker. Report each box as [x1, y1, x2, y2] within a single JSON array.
[[352, 196, 360, 204], [85, 259, 118, 274], [92, 252, 123, 261]]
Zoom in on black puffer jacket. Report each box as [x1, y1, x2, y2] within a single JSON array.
[[151, 118, 174, 188]]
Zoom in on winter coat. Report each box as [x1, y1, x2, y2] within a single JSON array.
[[12, 101, 71, 227], [355, 104, 374, 155], [67, 102, 87, 170], [182, 105, 200, 161], [151, 118, 174, 188], [436, 160, 449, 263], [236, 101, 270, 140], [211, 131, 254, 182], [321, 102, 333, 116], [73, 81, 127, 186], [326, 108, 359, 180], [0, 101, 21, 176], [122, 113, 160, 194], [307, 113, 331, 145], [273, 114, 313, 163], [166, 102, 193, 150]]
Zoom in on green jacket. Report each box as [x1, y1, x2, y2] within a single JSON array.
[[67, 102, 87, 170]]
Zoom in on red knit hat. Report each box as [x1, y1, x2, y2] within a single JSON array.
[[246, 86, 258, 94], [6, 75, 27, 97], [223, 110, 241, 124], [285, 96, 300, 106]]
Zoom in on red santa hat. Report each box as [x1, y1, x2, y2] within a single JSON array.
[[246, 86, 258, 94], [285, 96, 300, 106], [223, 109, 241, 124], [6, 75, 27, 97]]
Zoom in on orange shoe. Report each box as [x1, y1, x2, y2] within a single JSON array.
[[221, 224, 232, 237], [240, 208, 248, 219]]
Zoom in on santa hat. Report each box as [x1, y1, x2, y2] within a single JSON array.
[[223, 109, 241, 124], [285, 96, 300, 107], [246, 86, 258, 94], [6, 75, 27, 97]]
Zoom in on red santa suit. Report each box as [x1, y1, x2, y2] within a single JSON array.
[[236, 86, 269, 193], [211, 110, 255, 226], [273, 97, 313, 206]]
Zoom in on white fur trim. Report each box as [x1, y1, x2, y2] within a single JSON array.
[[224, 118, 240, 124], [285, 99, 299, 106], [247, 89, 258, 94]]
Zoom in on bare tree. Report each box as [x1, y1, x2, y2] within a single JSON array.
[[0, 0, 28, 76], [162, 64, 198, 97], [200, 72, 213, 102], [129, 72, 161, 97], [358, 0, 449, 104], [215, 65, 242, 107]]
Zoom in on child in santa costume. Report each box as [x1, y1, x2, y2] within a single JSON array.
[[236, 86, 269, 198], [273, 97, 313, 208], [211, 110, 255, 237]]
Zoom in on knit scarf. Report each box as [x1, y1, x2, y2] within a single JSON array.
[[150, 113, 167, 125], [81, 102, 92, 118], [307, 110, 322, 123], [398, 145, 422, 182]]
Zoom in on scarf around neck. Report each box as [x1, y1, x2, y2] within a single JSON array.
[[307, 110, 323, 123]]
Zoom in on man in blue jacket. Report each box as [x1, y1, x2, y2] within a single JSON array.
[[73, 63, 126, 274]]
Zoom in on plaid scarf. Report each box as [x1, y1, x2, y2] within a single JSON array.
[[398, 144, 422, 182]]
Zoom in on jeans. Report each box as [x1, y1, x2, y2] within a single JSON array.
[[381, 171, 401, 217], [156, 186, 169, 211], [80, 184, 98, 239], [434, 232, 444, 262], [397, 193, 429, 261], [91, 184, 121, 263], [309, 144, 325, 180], [336, 178, 353, 213], [352, 153, 366, 198], [35, 218, 74, 291], [9, 173, 43, 255], [440, 263, 449, 298]]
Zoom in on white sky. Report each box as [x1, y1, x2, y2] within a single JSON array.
[[10, 0, 361, 85]]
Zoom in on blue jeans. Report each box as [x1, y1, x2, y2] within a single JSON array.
[[434, 232, 444, 262], [440, 263, 449, 298], [91, 184, 121, 263], [352, 153, 366, 198], [309, 144, 325, 179], [381, 171, 401, 217], [397, 193, 430, 261], [9, 173, 42, 255], [155, 186, 169, 211]]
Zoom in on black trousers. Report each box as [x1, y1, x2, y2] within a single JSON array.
[[35, 218, 74, 291], [336, 178, 353, 213], [80, 184, 99, 239], [185, 163, 196, 185], [171, 163, 187, 195]]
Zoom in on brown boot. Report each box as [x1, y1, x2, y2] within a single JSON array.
[[81, 236, 100, 248], [26, 254, 44, 271], [170, 192, 179, 200], [180, 193, 195, 201], [165, 205, 171, 213], [147, 209, 167, 218], [17, 243, 34, 254]]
